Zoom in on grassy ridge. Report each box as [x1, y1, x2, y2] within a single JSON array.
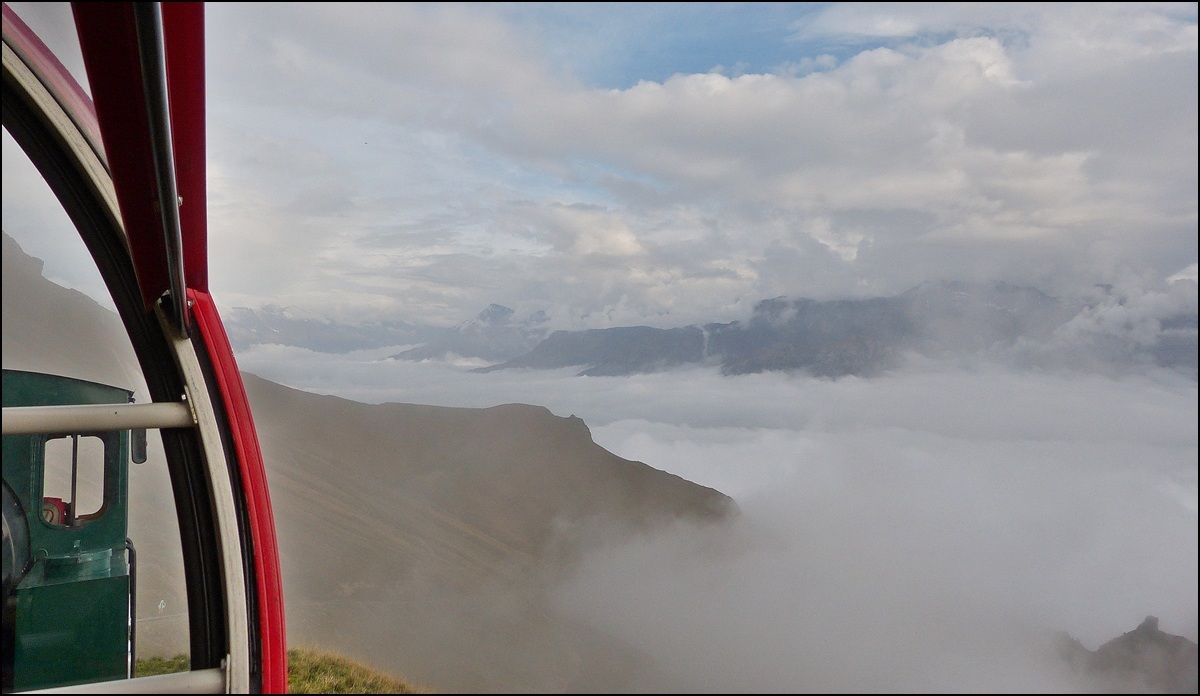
[[134, 648, 426, 693]]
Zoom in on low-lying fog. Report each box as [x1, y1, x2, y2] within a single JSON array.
[[238, 347, 1197, 690]]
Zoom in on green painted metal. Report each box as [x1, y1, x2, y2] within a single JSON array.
[[2, 370, 134, 691], [12, 577, 130, 688]]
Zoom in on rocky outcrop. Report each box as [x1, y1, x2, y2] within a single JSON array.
[[1058, 616, 1199, 693]]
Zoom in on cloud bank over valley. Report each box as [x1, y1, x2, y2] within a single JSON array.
[[238, 339, 1198, 690]]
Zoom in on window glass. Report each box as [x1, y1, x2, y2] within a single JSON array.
[[42, 435, 106, 523], [3, 121, 191, 687]]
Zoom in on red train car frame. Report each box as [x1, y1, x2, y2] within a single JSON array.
[[2, 2, 286, 692]]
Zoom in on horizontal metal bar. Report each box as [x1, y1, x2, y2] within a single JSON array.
[[2, 402, 194, 436], [17, 667, 225, 694]]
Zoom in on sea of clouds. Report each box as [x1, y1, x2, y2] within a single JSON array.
[[237, 346, 1197, 690]]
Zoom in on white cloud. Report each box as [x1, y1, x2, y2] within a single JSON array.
[[9, 4, 1193, 328], [197, 3, 1195, 326], [506, 203, 644, 257], [794, 3, 1198, 65], [1168, 263, 1198, 283]]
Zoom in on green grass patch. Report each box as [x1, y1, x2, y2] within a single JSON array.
[[134, 654, 189, 677], [134, 648, 424, 693], [287, 647, 426, 694]]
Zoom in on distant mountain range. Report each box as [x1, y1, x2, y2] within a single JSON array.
[[481, 282, 1196, 377], [223, 279, 1197, 379], [389, 304, 551, 363]]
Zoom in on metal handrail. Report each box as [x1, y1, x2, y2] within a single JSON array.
[[132, 1, 188, 336], [16, 667, 225, 694], [1, 402, 194, 436]]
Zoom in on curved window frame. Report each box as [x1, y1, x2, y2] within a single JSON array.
[[2, 4, 285, 692]]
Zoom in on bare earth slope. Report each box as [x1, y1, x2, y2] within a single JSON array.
[[243, 373, 736, 691], [2, 232, 143, 390]]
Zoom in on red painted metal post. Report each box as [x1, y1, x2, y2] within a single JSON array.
[[161, 2, 207, 293], [190, 290, 289, 693], [73, 1, 171, 312]]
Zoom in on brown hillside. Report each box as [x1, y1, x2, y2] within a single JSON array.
[[245, 373, 736, 691], [2, 232, 144, 393], [245, 373, 733, 583]]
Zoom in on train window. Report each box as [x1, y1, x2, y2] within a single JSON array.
[[42, 434, 108, 524]]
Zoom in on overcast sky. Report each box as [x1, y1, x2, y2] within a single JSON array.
[[4, 2, 1198, 329]]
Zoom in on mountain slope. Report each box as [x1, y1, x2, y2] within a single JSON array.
[[2, 232, 144, 391], [245, 373, 735, 691], [1059, 616, 1198, 693]]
